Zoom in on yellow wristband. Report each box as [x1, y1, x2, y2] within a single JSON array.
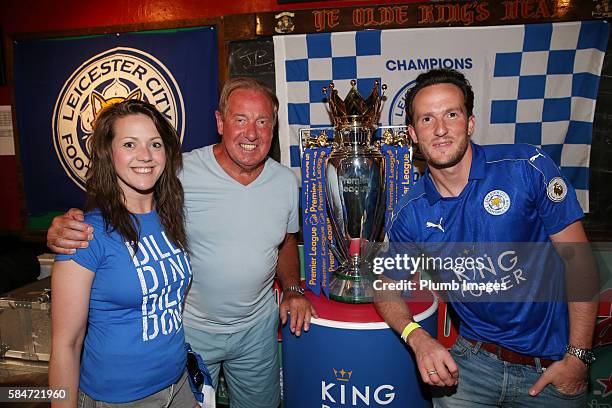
[[400, 322, 421, 342]]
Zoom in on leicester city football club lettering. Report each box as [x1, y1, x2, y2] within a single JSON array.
[[14, 27, 218, 223], [124, 231, 191, 341], [53, 47, 185, 190], [301, 81, 413, 303]]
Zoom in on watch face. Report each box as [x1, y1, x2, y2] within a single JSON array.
[[585, 352, 596, 364]]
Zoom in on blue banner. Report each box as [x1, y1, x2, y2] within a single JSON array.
[[13, 27, 219, 220]]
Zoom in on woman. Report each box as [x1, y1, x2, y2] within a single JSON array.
[[49, 99, 195, 407]]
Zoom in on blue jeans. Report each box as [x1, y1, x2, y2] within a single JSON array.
[[433, 336, 587, 408], [185, 307, 280, 408]]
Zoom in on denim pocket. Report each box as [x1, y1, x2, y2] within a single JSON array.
[[450, 337, 471, 357], [546, 383, 587, 400]]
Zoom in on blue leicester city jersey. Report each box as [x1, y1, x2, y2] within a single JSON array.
[[386, 143, 584, 359]]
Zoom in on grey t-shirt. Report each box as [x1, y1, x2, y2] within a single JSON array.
[[180, 145, 299, 333]]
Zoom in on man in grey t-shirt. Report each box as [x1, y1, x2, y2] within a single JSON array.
[[48, 78, 316, 408]]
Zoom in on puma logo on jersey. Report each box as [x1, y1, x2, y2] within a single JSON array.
[[529, 150, 544, 162], [426, 218, 445, 232]]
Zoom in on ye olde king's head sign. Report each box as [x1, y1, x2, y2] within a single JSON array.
[[259, 0, 606, 35], [52, 47, 185, 190]]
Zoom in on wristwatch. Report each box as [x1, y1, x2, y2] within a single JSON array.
[[283, 285, 305, 296], [565, 345, 596, 366]]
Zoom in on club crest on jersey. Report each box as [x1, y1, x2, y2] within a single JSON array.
[[547, 177, 567, 202], [483, 190, 511, 216], [52, 47, 185, 190]]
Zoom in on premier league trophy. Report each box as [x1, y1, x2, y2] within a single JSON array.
[[301, 81, 412, 303]]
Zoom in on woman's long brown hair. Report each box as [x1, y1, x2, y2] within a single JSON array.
[[85, 99, 187, 252]]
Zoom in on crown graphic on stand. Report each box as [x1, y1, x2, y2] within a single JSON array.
[[324, 80, 386, 129], [333, 368, 353, 382]]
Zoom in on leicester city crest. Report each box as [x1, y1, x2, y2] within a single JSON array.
[[52, 47, 185, 190], [483, 189, 511, 216]]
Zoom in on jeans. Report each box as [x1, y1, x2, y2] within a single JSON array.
[[185, 306, 280, 408], [77, 370, 196, 407], [433, 336, 587, 408]]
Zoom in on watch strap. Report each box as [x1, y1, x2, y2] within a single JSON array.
[[283, 284, 305, 295], [565, 345, 596, 365]]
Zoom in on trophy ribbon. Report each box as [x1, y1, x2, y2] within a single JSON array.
[[301, 144, 334, 296], [380, 140, 414, 230]]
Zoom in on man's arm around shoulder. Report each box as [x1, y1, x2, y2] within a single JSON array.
[[47, 208, 93, 254]]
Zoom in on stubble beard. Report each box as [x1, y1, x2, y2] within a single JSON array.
[[424, 134, 469, 170]]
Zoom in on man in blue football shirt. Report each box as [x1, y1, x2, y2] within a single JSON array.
[[374, 68, 597, 407]]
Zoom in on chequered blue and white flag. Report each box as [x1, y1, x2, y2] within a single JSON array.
[[274, 21, 608, 211]]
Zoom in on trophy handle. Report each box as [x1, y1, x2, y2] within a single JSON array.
[[329, 242, 348, 266]]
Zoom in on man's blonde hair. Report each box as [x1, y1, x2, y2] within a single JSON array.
[[218, 77, 279, 124]]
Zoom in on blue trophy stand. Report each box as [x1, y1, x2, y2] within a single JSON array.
[[281, 288, 438, 407]]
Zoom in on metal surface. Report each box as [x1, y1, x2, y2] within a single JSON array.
[[0, 278, 51, 362], [301, 81, 394, 303], [325, 126, 386, 303], [301, 81, 412, 303]]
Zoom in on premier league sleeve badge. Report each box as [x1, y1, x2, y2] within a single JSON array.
[[547, 177, 568, 202]]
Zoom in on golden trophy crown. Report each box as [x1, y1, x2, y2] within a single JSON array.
[[323, 80, 386, 129]]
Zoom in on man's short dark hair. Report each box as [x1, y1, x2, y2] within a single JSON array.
[[405, 68, 474, 125]]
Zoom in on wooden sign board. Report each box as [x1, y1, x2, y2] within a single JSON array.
[[257, 0, 611, 36]]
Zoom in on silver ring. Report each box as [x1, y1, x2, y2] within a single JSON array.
[[427, 370, 438, 376]]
